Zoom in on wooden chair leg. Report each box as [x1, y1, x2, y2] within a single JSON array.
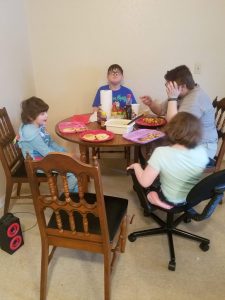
[[40, 243, 49, 300], [4, 181, 14, 215], [17, 182, 22, 196], [120, 216, 127, 253], [104, 251, 111, 300]]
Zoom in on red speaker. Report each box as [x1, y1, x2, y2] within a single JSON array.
[[0, 213, 24, 254]]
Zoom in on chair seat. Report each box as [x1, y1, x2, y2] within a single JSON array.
[[12, 162, 48, 179], [48, 193, 128, 242]]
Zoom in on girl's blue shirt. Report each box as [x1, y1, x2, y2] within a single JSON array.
[[18, 123, 65, 160]]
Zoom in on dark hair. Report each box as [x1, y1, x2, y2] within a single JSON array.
[[107, 64, 123, 75], [163, 112, 202, 148], [164, 65, 195, 89], [21, 97, 49, 124]]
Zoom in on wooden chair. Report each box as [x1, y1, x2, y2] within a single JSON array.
[[25, 152, 128, 300], [0, 107, 47, 214], [205, 97, 225, 173]]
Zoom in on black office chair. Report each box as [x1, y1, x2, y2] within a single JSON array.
[[128, 169, 225, 271]]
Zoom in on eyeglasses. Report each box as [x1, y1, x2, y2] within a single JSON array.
[[108, 71, 122, 76]]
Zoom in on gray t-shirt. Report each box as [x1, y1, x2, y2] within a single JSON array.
[[178, 85, 218, 145]]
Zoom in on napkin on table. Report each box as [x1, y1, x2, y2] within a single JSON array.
[[100, 90, 112, 120], [70, 114, 91, 124]]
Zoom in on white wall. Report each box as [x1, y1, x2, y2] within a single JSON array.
[[25, 0, 225, 137], [0, 0, 35, 206]]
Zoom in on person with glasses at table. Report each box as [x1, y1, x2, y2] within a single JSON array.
[[140, 65, 218, 160], [92, 64, 136, 114]]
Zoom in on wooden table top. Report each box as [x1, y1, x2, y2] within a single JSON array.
[[55, 117, 137, 148]]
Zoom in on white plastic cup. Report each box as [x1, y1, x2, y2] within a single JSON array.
[[131, 103, 140, 116]]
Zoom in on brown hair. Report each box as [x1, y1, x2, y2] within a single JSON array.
[[21, 97, 49, 124], [164, 65, 195, 89], [163, 112, 202, 148], [107, 64, 123, 75]]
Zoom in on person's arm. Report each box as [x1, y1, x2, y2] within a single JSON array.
[[49, 137, 66, 152], [92, 88, 101, 109], [127, 163, 159, 188], [140, 96, 164, 115], [166, 101, 178, 121], [128, 89, 136, 104], [29, 134, 61, 157]]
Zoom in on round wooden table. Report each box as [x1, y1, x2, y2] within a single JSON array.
[[55, 118, 139, 165]]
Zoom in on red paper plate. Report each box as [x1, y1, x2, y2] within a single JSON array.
[[135, 116, 166, 127], [70, 114, 91, 124], [79, 130, 114, 143]]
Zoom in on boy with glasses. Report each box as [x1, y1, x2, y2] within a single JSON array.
[[92, 64, 136, 113]]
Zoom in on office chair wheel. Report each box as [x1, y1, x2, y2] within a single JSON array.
[[199, 242, 209, 252], [168, 260, 176, 271], [128, 233, 137, 242]]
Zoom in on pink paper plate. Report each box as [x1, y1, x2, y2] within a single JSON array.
[[123, 129, 165, 144], [58, 121, 87, 133]]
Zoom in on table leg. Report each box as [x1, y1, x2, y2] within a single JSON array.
[[125, 146, 131, 166], [134, 146, 139, 163], [79, 145, 89, 192], [79, 145, 88, 163]]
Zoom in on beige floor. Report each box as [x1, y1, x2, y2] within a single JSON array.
[[0, 158, 225, 300]]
